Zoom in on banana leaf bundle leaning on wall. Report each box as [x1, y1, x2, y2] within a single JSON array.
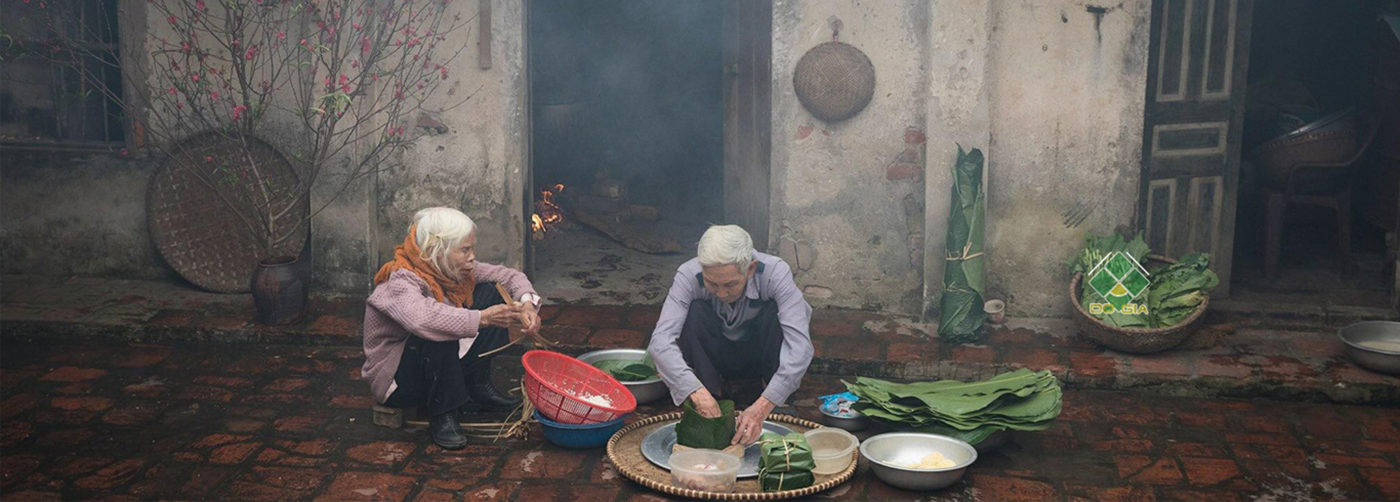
[[844, 368, 1062, 445], [938, 145, 988, 344]]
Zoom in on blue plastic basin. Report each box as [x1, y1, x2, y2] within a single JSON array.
[[533, 410, 626, 449]]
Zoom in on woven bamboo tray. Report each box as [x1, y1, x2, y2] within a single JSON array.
[[1069, 256, 1208, 354], [606, 412, 858, 500]]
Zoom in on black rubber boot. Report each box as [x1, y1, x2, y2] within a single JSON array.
[[429, 411, 469, 450], [467, 358, 521, 411]]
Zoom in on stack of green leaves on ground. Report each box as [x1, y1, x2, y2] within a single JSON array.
[[844, 368, 1062, 445], [1069, 232, 1219, 329], [758, 432, 815, 492]]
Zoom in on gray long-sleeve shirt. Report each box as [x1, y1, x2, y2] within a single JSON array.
[[647, 252, 814, 406]]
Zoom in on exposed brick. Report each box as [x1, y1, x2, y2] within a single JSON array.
[[224, 419, 267, 433], [307, 314, 360, 336], [1360, 467, 1400, 500], [462, 481, 522, 501], [1313, 452, 1393, 468], [824, 337, 883, 361], [1167, 442, 1228, 457], [588, 328, 645, 348], [102, 403, 164, 426], [1115, 455, 1183, 484], [539, 325, 591, 347], [180, 466, 235, 498], [35, 429, 95, 449], [885, 163, 922, 180], [1225, 432, 1294, 445], [1066, 484, 1157, 502], [112, 350, 169, 368], [1176, 410, 1228, 428], [345, 441, 415, 466], [2, 393, 43, 418], [1002, 346, 1062, 369], [1301, 411, 1364, 439], [499, 449, 586, 480], [209, 442, 261, 465], [624, 308, 660, 330], [967, 474, 1056, 501], [176, 385, 234, 402], [329, 394, 373, 409], [40, 367, 107, 382], [274, 415, 328, 433], [51, 396, 114, 413], [1362, 415, 1400, 440], [904, 128, 926, 145], [811, 320, 861, 338], [413, 488, 458, 502], [885, 342, 934, 363], [264, 378, 311, 392], [1235, 415, 1291, 434], [72, 458, 145, 491], [552, 306, 627, 328], [1068, 351, 1121, 380], [1130, 356, 1192, 377], [1156, 489, 1244, 502], [2, 420, 34, 449], [225, 466, 327, 499], [1181, 457, 1242, 485], [1090, 438, 1154, 453], [950, 344, 996, 363], [315, 471, 418, 502], [193, 376, 253, 388]]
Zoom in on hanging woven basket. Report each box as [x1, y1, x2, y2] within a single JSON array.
[[792, 41, 876, 122]]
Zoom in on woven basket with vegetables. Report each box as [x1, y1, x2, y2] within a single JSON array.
[[1068, 233, 1218, 354]]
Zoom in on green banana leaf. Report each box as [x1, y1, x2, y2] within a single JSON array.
[[843, 369, 1063, 438], [677, 400, 735, 450], [590, 359, 658, 382], [938, 145, 988, 344], [758, 432, 815, 492]]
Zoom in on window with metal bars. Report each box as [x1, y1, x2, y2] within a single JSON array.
[[0, 1, 125, 151]]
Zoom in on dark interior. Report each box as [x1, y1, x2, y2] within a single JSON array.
[[529, 0, 724, 225], [1232, 0, 1399, 307]]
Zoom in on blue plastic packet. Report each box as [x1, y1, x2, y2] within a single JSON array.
[[818, 392, 860, 417]]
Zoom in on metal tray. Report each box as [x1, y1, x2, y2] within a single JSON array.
[[640, 420, 795, 478]]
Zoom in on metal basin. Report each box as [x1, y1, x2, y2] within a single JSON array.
[[576, 349, 668, 404], [1338, 321, 1400, 375], [859, 433, 977, 491]]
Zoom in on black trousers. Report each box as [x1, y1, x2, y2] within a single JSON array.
[[383, 282, 510, 416], [678, 299, 783, 407]]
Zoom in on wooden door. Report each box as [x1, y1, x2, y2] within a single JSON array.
[[1139, 0, 1253, 297], [722, 0, 772, 250]]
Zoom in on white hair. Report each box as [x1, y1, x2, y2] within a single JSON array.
[[696, 225, 755, 269], [413, 207, 476, 277]]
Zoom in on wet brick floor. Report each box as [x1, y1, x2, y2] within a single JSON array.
[[2, 341, 1399, 501]]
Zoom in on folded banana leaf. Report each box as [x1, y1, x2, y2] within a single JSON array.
[[938, 145, 988, 344], [758, 432, 815, 492], [676, 400, 735, 450]]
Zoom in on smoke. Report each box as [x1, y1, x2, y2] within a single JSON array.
[[530, 0, 724, 220]]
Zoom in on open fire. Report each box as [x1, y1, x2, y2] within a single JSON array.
[[531, 183, 566, 239]]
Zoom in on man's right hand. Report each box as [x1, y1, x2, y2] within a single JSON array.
[[688, 388, 722, 418]]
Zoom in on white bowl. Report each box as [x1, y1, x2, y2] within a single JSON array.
[[670, 449, 741, 493], [803, 427, 858, 475]]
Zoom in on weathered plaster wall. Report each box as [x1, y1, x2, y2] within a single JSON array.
[[771, 0, 930, 314], [374, 0, 527, 279], [0, 153, 172, 281], [980, 1, 1152, 316]]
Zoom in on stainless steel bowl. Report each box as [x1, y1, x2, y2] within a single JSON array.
[[818, 406, 871, 431], [576, 349, 668, 404], [859, 432, 977, 491], [1338, 321, 1400, 375]]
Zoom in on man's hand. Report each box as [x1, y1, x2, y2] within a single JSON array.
[[688, 388, 722, 418], [732, 397, 776, 446], [480, 304, 521, 328]]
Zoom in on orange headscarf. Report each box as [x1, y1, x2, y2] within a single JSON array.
[[373, 223, 475, 307]]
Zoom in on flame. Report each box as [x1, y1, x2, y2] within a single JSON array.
[[531, 184, 565, 238]]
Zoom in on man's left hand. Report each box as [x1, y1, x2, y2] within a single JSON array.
[[731, 397, 776, 446]]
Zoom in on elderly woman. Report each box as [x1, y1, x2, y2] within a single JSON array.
[[362, 207, 542, 450]]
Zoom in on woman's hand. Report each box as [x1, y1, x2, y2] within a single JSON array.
[[480, 304, 519, 328], [518, 304, 541, 336]]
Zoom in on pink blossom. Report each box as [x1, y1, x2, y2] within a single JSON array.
[[168, 15, 176, 25], [277, 31, 286, 41], [191, 74, 200, 82], [204, 156, 213, 162], [211, 91, 220, 100], [233, 105, 247, 120], [119, 148, 129, 156], [168, 86, 177, 95], [196, 0, 205, 11]]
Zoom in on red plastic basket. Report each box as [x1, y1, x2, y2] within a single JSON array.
[[522, 350, 637, 424]]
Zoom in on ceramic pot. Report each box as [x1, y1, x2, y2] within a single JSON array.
[[251, 255, 305, 325]]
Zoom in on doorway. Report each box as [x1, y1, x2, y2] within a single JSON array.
[[525, 0, 771, 305], [1229, 0, 1398, 310]]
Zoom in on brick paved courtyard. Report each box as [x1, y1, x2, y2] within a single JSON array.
[[3, 340, 1399, 501]]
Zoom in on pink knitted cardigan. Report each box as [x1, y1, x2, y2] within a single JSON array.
[[361, 263, 538, 404]]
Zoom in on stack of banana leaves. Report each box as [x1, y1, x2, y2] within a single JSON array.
[[844, 368, 1062, 445]]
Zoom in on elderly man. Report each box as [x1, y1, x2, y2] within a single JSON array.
[[647, 225, 814, 446]]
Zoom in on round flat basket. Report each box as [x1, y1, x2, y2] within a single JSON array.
[[606, 412, 857, 500], [793, 41, 875, 122], [147, 132, 307, 293], [1069, 256, 1208, 354]]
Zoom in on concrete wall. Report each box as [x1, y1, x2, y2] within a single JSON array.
[[0, 0, 526, 296], [771, 0, 931, 314], [980, 1, 1152, 316]]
